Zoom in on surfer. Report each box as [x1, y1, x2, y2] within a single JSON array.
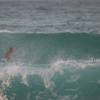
[[4, 47, 16, 62]]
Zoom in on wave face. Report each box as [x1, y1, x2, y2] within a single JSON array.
[[0, 33, 100, 100], [0, 33, 100, 63]]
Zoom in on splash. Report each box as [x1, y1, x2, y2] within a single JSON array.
[[0, 58, 100, 100], [0, 58, 100, 87], [52, 58, 100, 69]]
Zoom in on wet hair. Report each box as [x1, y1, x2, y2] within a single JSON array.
[[9, 47, 15, 52]]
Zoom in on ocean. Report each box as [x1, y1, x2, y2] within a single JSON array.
[[0, 1, 100, 100]]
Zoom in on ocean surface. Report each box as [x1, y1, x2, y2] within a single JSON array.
[[0, 1, 100, 100], [0, 1, 100, 34]]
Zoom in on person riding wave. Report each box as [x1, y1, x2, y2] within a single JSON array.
[[4, 47, 16, 62]]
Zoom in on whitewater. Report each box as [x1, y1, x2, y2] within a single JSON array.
[[0, 33, 100, 100]]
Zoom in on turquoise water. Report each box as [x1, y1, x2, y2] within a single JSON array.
[[1, 33, 100, 62], [0, 33, 100, 100]]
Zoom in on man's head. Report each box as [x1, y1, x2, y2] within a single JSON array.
[[9, 47, 16, 52]]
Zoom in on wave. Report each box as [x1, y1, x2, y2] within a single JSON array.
[[0, 26, 99, 35], [0, 33, 100, 100], [0, 58, 100, 87], [0, 33, 100, 63], [0, 31, 98, 34], [0, 58, 100, 100], [0, 30, 14, 33]]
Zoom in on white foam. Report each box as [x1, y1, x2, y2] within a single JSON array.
[[0, 58, 100, 96], [51, 58, 100, 69], [0, 30, 14, 33]]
